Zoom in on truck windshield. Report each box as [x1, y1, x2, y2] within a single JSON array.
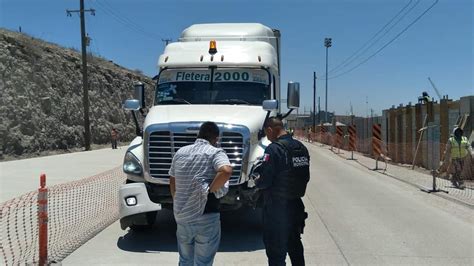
[[155, 69, 271, 105]]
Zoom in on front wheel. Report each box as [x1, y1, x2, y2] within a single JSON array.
[[129, 211, 157, 231], [146, 210, 158, 225]]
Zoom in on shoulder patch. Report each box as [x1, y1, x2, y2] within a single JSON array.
[[263, 153, 270, 162]]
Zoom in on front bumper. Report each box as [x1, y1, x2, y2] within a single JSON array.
[[119, 183, 162, 221]]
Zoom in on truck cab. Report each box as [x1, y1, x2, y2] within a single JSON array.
[[119, 23, 299, 230]]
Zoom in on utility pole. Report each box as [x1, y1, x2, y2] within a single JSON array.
[[313, 71, 317, 131], [318, 96, 321, 124], [296, 107, 299, 128], [366, 96, 369, 118], [162, 38, 172, 46], [365, 96, 369, 140], [67, 1, 95, 151], [324, 37, 332, 123]]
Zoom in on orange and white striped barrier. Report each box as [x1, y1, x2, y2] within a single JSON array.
[[372, 124, 382, 156], [348, 125, 357, 160], [372, 124, 384, 169], [335, 126, 344, 153], [348, 125, 357, 151], [320, 126, 328, 146]]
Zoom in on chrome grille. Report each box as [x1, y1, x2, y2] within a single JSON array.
[[147, 130, 245, 183], [148, 131, 172, 178], [219, 132, 244, 181]]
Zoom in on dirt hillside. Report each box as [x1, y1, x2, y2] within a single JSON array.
[[0, 28, 155, 159]]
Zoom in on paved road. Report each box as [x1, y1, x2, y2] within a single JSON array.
[[0, 147, 125, 202], [62, 143, 473, 265]]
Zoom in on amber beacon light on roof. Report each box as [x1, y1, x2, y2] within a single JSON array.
[[209, 40, 217, 54]]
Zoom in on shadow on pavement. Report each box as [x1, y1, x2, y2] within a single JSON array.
[[116, 209, 177, 253], [116, 207, 265, 253], [219, 207, 264, 252]]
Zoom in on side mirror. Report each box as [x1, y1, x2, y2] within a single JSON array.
[[262, 100, 278, 111], [287, 82, 300, 109], [124, 99, 141, 111], [134, 82, 145, 109]]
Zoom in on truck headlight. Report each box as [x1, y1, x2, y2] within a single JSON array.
[[123, 152, 143, 176]]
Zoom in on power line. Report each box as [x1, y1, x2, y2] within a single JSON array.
[[93, 0, 158, 40], [328, 0, 439, 80], [328, 0, 416, 75], [328, 0, 420, 76], [94, 0, 149, 35], [101, 0, 164, 40], [91, 0, 164, 42], [86, 14, 101, 56]]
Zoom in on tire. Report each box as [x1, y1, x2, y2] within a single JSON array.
[[129, 211, 157, 231], [129, 224, 152, 232], [146, 211, 158, 225]]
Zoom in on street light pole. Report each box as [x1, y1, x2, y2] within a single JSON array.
[[313, 71, 317, 131], [324, 37, 332, 123]]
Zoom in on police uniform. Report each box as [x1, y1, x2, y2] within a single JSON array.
[[256, 134, 309, 266]]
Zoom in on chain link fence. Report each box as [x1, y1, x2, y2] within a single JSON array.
[[0, 167, 125, 265]]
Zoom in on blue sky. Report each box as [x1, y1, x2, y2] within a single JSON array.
[[1, 0, 472, 116]]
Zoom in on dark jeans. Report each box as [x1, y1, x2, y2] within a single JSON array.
[[263, 197, 306, 266], [112, 139, 117, 149], [451, 158, 464, 186]]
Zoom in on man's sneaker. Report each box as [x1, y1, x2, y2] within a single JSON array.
[[451, 181, 459, 188]]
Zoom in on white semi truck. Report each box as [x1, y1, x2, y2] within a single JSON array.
[[119, 23, 300, 230]]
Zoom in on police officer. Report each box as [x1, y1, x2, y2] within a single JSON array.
[[256, 116, 310, 266]]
